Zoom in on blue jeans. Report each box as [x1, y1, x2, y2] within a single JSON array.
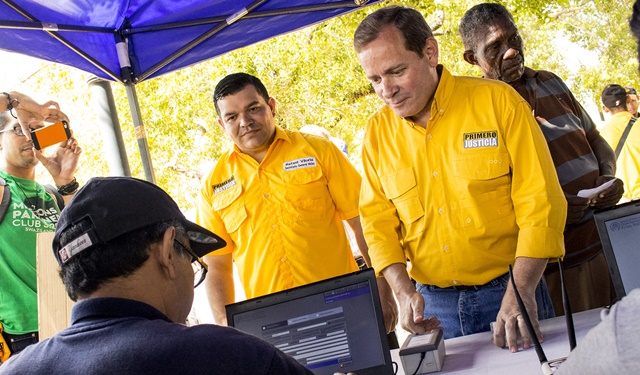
[[416, 274, 554, 339]]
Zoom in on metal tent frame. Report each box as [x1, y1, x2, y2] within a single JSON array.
[[0, 0, 379, 182]]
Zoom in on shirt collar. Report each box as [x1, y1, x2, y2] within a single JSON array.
[[611, 111, 633, 120], [431, 64, 452, 119], [71, 298, 172, 325], [521, 66, 537, 79]]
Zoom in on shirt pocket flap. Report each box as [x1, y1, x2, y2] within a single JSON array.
[[282, 166, 324, 185], [211, 183, 242, 210], [453, 153, 510, 180], [380, 167, 416, 199], [212, 184, 247, 233]]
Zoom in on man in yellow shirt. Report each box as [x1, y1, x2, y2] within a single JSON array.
[[354, 6, 566, 352], [600, 84, 640, 201], [196, 73, 396, 330]]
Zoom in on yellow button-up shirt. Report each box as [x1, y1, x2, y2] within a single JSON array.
[[360, 66, 567, 287], [197, 126, 360, 298], [600, 111, 640, 200]]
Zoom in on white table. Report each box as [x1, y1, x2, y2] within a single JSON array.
[[391, 308, 603, 375]]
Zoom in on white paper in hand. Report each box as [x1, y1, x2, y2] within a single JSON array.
[[577, 179, 616, 199]]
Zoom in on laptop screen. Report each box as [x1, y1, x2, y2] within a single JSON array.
[[594, 200, 640, 298], [226, 269, 393, 375]]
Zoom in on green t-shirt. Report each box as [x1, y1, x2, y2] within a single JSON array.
[[0, 171, 60, 335]]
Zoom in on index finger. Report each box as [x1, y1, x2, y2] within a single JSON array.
[[41, 100, 60, 110], [44, 109, 70, 124], [411, 293, 426, 325]]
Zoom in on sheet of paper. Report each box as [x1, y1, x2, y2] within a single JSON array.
[[577, 179, 616, 199]]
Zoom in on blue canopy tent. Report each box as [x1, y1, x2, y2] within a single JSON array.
[[0, 0, 380, 182]]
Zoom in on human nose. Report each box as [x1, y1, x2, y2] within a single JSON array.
[[237, 112, 252, 127], [503, 47, 519, 60], [379, 78, 398, 99]]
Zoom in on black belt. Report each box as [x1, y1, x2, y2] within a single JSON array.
[[437, 273, 508, 291], [1, 331, 39, 355], [448, 285, 480, 291]]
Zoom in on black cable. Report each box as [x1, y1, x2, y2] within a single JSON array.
[[411, 351, 426, 375], [392, 361, 398, 375], [557, 258, 577, 350], [508, 264, 548, 364]]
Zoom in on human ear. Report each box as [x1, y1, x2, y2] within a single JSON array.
[[157, 226, 178, 280], [463, 50, 478, 66], [423, 37, 439, 65], [268, 97, 277, 117]]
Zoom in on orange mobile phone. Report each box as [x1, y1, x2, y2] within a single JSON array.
[[30, 121, 72, 150]]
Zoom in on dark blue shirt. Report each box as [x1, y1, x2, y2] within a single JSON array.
[[0, 297, 312, 374]]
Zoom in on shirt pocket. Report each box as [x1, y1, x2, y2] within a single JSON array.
[[283, 166, 328, 221], [451, 152, 514, 228], [380, 167, 424, 224], [211, 183, 247, 233]]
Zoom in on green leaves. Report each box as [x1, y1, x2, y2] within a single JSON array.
[[20, 0, 639, 214]]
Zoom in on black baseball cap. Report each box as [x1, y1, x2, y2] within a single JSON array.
[[53, 177, 226, 265], [602, 84, 627, 108]]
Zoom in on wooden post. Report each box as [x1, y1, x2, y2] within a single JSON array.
[[36, 231, 74, 340]]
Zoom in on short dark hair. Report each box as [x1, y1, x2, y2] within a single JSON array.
[[213, 73, 270, 116], [353, 6, 433, 58], [58, 219, 186, 301], [631, 0, 640, 74], [0, 111, 10, 131], [459, 3, 516, 51]]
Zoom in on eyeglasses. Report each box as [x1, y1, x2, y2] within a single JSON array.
[[0, 125, 25, 137], [173, 239, 208, 288]]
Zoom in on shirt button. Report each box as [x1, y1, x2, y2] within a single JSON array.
[[432, 171, 438, 177], [438, 208, 444, 214], [281, 257, 286, 262], [466, 218, 471, 223], [427, 134, 433, 140], [443, 245, 449, 251], [452, 280, 458, 285], [439, 109, 444, 114], [272, 224, 277, 229], [264, 193, 269, 198]]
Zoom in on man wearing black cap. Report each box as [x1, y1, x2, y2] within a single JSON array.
[[0, 177, 312, 375], [601, 84, 640, 201]]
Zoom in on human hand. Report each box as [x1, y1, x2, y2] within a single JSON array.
[[11, 92, 69, 138], [565, 193, 590, 225], [534, 115, 549, 125], [35, 136, 82, 186], [396, 290, 440, 334], [493, 290, 541, 353], [589, 176, 624, 208], [377, 277, 399, 334]]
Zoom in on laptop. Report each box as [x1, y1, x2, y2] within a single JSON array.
[[594, 200, 640, 299], [226, 269, 394, 375]]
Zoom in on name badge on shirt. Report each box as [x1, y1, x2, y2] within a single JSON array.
[[213, 176, 236, 194], [463, 131, 498, 149], [284, 157, 317, 171]]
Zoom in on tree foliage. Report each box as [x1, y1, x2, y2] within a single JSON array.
[[3, 0, 637, 213]]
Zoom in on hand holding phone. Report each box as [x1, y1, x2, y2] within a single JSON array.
[[30, 121, 72, 150]]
